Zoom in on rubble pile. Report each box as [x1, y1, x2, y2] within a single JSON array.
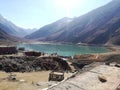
[[0, 56, 71, 72], [105, 54, 120, 64], [71, 54, 120, 70]]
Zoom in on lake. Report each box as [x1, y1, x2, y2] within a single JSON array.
[[17, 43, 110, 56]]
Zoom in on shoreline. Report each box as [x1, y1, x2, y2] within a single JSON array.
[[17, 41, 113, 57], [0, 41, 120, 90], [1, 41, 120, 56], [0, 41, 120, 57]]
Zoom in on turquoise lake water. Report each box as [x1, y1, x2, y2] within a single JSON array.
[[17, 44, 110, 56]]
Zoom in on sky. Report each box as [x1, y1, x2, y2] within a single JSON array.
[[0, 0, 112, 29]]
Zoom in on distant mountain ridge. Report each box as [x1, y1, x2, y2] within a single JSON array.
[[0, 28, 10, 40], [26, 0, 120, 45], [0, 28, 19, 43], [25, 17, 73, 39], [0, 15, 37, 37]]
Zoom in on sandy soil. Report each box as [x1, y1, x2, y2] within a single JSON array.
[[0, 71, 72, 90]]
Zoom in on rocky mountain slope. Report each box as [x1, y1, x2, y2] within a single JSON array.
[[0, 28, 19, 43], [0, 15, 36, 37], [26, 0, 120, 45], [25, 17, 72, 39], [0, 28, 11, 40]]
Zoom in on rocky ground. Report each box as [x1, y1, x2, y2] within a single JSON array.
[[0, 71, 72, 90], [0, 45, 120, 90], [47, 65, 120, 90], [0, 56, 71, 72], [0, 55, 73, 90], [70, 52, 120, 70]]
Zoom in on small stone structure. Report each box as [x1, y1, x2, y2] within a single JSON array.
[[47, 65, 120, 90], [49, 71, 64, 81], [8, 73, 16, 81], [0, 46, 17, 55], [18, 47, 25, 51], [24, 51, 41, 56]]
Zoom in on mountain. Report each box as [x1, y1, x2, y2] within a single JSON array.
[[0, 28, 10, 40], [0, 15, 36, 37], [25, 17, 73, 39], [25, 28, 37, 36], [0, 28, 19, 43], [26, 0, 120, 45]]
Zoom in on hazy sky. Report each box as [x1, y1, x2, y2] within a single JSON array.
[[0, 0, 112, 29]]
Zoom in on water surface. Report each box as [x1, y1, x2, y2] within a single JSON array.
[[17, 44, 110, 56]]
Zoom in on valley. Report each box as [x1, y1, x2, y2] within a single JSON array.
[[0, 0, 120, 90]]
